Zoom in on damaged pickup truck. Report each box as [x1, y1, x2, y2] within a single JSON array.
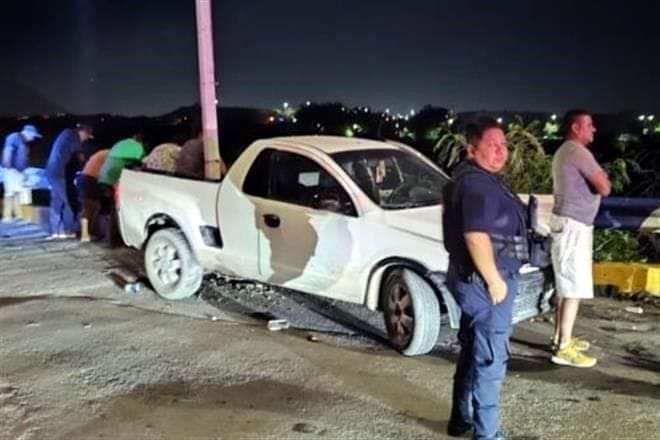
[[117, 136, 554, 356]]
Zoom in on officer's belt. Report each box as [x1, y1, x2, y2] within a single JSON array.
[[491, 233, 529, 261]]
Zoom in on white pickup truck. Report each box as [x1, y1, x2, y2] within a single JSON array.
[[118, 136, 554, 356]]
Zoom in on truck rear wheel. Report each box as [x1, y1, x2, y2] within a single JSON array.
[[381, 268, 441, 356], [145, 228, 203, 300]]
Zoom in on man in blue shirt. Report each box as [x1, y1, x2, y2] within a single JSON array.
[[443, 117, 526, 440], [2, 125, 41, 222], [45, 124, 94, 238]]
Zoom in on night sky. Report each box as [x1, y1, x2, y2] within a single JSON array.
[[2, 0, 660, 116]]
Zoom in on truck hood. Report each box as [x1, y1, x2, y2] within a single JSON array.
[[380, 204, 444, 242]]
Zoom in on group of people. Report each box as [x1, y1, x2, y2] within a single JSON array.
[[3, 110, 611, 439], [443, 109, 610, 439], [1, 123, 206, 242]]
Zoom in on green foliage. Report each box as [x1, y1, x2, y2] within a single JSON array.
[[502, 117, 553, 194], [593, 229, 646, 262], [433, 116, 553, 194], [603, 158, 633, 194], [432, 123, 467, 171]]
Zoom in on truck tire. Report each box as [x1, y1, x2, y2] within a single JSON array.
[[144, 228, 203, 300], [381, 268, 441, 356]]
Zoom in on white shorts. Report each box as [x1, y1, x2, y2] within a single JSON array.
[[550, 214, 594, 299], [2, 168, 24, 196]]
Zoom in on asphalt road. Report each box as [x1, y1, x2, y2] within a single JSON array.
[[1, 220, 659, 440]]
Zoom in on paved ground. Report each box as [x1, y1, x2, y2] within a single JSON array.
[[1, 220, 659, 440]]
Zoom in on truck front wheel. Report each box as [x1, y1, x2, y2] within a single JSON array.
[[145, 228, 203, 300], [381, 268, 441, 356]]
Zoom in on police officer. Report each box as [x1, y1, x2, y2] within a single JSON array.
[[442, 117, 526, 440]]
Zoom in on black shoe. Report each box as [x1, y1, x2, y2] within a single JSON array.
[[447, 418, 473, 437]]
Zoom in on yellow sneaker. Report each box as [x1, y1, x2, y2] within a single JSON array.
[[551, 344, 597, 368], [550, 337, 591, 352], [570, 337, 591, 351]]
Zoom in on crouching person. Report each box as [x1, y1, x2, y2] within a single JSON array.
[[97, 134, 145, 246], [442, 117, 527, 440], [78, 148, 109, 241]]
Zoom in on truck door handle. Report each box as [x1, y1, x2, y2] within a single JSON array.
[[263, 214, 280, 228]]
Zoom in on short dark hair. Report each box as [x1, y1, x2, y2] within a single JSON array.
[[465, 116, 502, 146], [561, 109, 590, 137]]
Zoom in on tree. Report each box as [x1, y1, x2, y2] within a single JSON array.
[[502, 117, 552, 194]]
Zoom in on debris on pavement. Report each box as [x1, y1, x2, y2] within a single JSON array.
[[124, 282, 144, 295], [267, 319, 290, 331], [624, 306, 644, 314]]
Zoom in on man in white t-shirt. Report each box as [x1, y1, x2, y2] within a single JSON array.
[[550, 110, 611, 368]]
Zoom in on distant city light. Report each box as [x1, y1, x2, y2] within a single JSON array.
[[648, 115, 655, 121], [364, 107, 369, 113], [292, 117, 298, 123], [410, 109, 415, 116], [283, 102, 289, 109], [268, 116, 275, 123], [395, 123, 400, 128], [638, 115, 646, 121], [550, 114, 557, 121], [448, 118, 455, 125], [385, 108, 390, 114], [496, 117, 503, 124], [345, 128, 354, 137], [305, 101, 311, 106]]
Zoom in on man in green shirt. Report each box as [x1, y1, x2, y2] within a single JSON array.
[[98, 134, 145, 246], [98, 135, 145, 186]]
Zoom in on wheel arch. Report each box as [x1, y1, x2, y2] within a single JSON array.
[[143, 214, 190, 250], [364, 257, 460, 329]]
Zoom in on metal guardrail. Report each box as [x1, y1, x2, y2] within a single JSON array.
[[594, 197, 660, 232]]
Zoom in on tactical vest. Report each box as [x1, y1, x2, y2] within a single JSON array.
[[450, 162, 530, 265]]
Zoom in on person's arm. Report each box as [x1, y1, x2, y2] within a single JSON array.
[[464, 232, 507, 304], [576, 148, 611, 196], [585, 168, 611, 197], [2, 139, 14, 168]]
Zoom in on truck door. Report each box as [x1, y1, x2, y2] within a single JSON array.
[[251, 150, 360, 301]]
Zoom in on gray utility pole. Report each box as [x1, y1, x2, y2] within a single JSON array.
[[195, 0, 225, 179]]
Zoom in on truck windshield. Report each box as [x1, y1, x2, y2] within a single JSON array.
[[331, 148, 449, 209]]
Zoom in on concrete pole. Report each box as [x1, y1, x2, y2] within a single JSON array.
[[195, 0, 224, 179]]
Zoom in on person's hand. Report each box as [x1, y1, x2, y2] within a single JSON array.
[[487, 276, 508, 305]]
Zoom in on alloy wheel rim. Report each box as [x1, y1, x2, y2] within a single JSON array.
[[387, 283, 413, 346], [151, 242, 182, 286]]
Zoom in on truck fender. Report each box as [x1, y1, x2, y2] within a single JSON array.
[[426, 272, 461, 330]]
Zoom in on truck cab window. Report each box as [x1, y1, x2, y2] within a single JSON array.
[[270, 151, 356, 216], [243, 148, 274, 198]]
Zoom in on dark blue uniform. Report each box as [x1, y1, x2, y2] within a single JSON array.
[[443, 161, 526, 440], [46, 129, 82, 235]]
